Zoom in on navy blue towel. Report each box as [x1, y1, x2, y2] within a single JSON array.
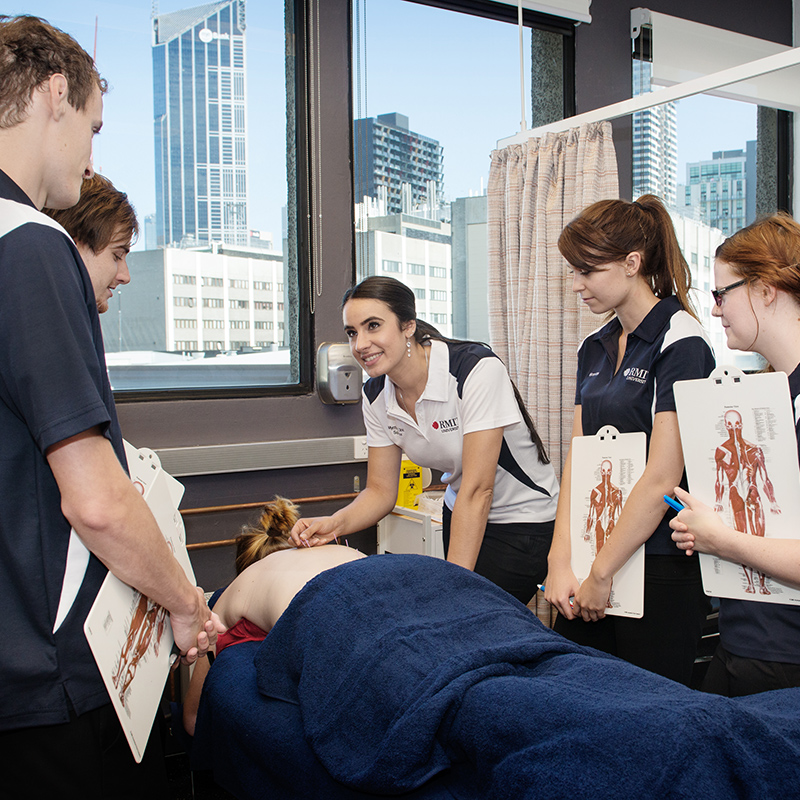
[[191, 555, 800, 798]]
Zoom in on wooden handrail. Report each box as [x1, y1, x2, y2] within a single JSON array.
[[180, 492, 360, 516], [181, 486, 445, 552], [188, 538, 238, 552]]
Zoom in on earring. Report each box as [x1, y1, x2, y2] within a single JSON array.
[[406, 340, 412, 357]]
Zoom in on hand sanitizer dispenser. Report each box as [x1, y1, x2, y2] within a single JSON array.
[[317, 342, 362, 404]]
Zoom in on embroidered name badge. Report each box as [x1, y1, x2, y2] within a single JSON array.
[[387, 424, 405, 437], [623, 367, 649, 385]]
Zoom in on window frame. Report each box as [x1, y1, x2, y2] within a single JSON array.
[[114, 0, 313, 404]]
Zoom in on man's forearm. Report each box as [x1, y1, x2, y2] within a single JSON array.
[[47, 429, 201, 618]]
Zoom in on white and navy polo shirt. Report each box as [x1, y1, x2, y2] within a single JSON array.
[[576, 295, 716, 554], [362, 339, 559, 525], [0, 169, 124, 732]]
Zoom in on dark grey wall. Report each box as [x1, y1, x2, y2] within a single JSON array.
[[574, 0, 793, 198]]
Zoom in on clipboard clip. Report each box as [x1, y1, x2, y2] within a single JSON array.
[[711, 365, 744, 386], [597, 425, 621, 442]]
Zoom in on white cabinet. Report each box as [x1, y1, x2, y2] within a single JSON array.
[[377, 506, 444, 560]]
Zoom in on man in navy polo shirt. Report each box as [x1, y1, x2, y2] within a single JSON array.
[[0, 16, 218, 797]]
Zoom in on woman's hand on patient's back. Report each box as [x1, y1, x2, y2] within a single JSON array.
[[290, 516, 343, 548]]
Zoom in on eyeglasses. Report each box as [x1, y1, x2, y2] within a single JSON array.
[[711, 278, 747, 306]]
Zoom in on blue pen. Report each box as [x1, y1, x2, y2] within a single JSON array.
[[663, 494, 685, 512]]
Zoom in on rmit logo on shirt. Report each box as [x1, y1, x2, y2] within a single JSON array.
[[432, 418, 459, 433], [623, 367, 649, 385]]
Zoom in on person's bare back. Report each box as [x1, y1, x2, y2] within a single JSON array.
[[214, 545, 367, 634]]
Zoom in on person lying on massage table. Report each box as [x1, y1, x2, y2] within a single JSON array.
[[182, 497, 364, 735]]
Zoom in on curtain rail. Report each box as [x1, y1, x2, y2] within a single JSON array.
[[498, 46, 800, 147]]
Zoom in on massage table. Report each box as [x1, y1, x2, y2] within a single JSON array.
[[193, 554, 800, 799]]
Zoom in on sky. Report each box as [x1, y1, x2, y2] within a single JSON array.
[[10, 1, 759, 245]]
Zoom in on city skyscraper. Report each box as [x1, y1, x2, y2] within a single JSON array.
[[353, 114, 451, 335], [353, 113, 444, 215], [631, 61, 678, 207], [678, 142, 756, 236], [152, 0, 248, 248]]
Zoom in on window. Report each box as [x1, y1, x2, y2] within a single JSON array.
[[631, 13, 791, 372], [175, 319, 197, 329], [254, 301, 273, 310], [430, 289, 447, 302], [205, 320, 225, 329], [230, 320, 250, 329], [255, 321, 274, 330], [277, 302, 285, 310], [46, 0, 309, 395], [352, 1, 571, 343], [230, 299, 249, 309]]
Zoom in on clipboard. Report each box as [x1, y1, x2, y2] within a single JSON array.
[[570, 426, 647, 618], [674, 367, 800, 605], [83, 441, 194, 762]]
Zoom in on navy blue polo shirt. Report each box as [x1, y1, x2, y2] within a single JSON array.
[[576, 296, 715, 554], [718, 362, 800, 663], [0, 169, 125, 731]]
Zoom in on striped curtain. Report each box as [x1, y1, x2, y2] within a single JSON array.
[[487, 122, 619, 476]]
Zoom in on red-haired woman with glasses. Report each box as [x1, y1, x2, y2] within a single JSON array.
[[671, 212, 800, 696]]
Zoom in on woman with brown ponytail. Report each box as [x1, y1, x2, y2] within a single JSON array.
[[545, 194, 716, 685]]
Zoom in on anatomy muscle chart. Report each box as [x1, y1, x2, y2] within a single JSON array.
[[570, 427, 647, 618], [675, 367, 800, 605], [84, 441, 195, 762]]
